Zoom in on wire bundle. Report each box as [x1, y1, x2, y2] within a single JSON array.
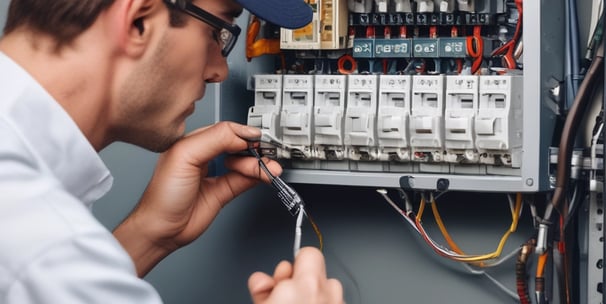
[[379, 190, 523, 263], [377, 189, 525, 300]]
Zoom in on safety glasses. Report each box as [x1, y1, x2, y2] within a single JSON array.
[[164, 0, 242, 57]]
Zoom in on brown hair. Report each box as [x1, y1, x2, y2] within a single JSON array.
[[3, 0, 187, 50]]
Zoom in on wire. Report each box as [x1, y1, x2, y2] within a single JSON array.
[[377, 189, 521, 300], [429, 194, 465, 255], [415, 194, 426, 222], [337, 54, 357, 74], [305, 209, 324, 251], [551, 27, 604, 218], [462, 263, 520, 300], [516, 238, 536, 304], [427, 192, 523, 263], [491, 0, 523, 70], [378, 189, 524, 263], [294, 206, 304, 257], [249, 145, 323, 254], [466, 25, 484, 74]]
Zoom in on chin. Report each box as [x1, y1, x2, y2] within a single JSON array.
[[135, 129, 184, 153]]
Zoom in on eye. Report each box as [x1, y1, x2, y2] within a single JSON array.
[[211, 29, 221, 43], [219, 29, 230, 45]]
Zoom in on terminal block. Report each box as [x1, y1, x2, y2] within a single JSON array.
[[344, 74, 379, 160], [444, 75, 479, 163], [247, 75, 283, 158], [377, 75, 412, 161], [475, 75, 523, 167], [313, 75, 347, 160], [409, 75, 445, 162], [280, 75, 315, 159]]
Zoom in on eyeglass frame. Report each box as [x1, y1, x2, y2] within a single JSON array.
[[164, 0, 242, 57]]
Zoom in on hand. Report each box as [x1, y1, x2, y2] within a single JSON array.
[[248, 247, 344, 304], [114, 122, 282, 276]]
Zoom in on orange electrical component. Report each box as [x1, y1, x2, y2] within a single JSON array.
[[246, 15, 281, 62], [337, 54, 357, 74]]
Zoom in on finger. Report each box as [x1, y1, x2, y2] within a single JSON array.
[[175, 122, 261, 165], [224, 155, 283, 183], [183, 124, 213, 137], [327, 278, 345, 303], [292, 247, 327, 279], [203, 171, 260, 209], [272, 260, 293, 282], [248, 271, 275, 303]]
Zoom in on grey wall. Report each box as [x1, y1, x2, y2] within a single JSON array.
[[0, 3, 568, 304], [0, 0, 8, 30]]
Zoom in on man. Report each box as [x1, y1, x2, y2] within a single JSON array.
[[0, 0, 343, 303]]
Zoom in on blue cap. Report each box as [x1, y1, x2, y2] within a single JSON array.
[[235, 0, 313, 29]]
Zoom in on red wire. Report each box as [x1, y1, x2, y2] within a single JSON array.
[[466, 26, 483, 74], [491, 0, 523, 69]]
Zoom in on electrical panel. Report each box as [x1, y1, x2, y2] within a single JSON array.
[[243, 0, 564, 192]]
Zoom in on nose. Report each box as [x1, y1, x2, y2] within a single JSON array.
[[204, 49, 229, 83]]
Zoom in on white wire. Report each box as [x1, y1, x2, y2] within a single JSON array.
[[462, 264, 520, 300], [590, 123, 604, 181], [377, 189, 522, 301], [377, 189, 504, 260], [293, 205, 304, 257]]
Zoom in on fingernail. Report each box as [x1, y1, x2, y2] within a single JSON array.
[[243, 126, 261, 139]]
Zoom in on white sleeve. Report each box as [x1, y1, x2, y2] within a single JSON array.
[[5, 232, 163, 304]]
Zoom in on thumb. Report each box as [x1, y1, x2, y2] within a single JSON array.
[[248, 271, 275, 303]]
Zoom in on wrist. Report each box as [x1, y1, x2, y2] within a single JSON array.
[[113, 215, 176, 277]]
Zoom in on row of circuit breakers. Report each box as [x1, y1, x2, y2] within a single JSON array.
[[247, 73, 522, 169]]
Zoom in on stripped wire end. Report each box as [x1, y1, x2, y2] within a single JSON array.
[[249, 147, 303, 215]]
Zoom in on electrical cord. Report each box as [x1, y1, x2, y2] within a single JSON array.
[[535, 251, 549, 304], [516, 238, 536, 304], [551, 39, 604, 218], [544, 42, 605, 304]]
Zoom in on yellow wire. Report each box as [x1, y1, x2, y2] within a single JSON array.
[[430, 198, 466, 254], [306, 212, 324, 251], [416, 195, 426, 222], [428, 192, 523, 263]]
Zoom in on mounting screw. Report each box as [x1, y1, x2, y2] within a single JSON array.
[[436, 178, 450, 191], [526, 178, 534, 186]]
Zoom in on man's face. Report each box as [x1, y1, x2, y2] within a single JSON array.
[[113, 0, 242, 152]]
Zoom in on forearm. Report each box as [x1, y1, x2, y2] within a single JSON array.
[[113, 217, 175, 277]]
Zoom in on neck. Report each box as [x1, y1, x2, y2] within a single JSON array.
[[0, 28, 117, 151]]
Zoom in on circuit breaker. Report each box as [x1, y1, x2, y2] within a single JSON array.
[[377, 75, 411, 162], [313, 75, 348, 160], [247, 74, 283, 157], [242, 0, 564, 193]]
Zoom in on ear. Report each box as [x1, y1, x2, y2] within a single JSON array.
[[109, 0, 162, 58]]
